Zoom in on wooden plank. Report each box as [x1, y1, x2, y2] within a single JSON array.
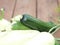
[[37, 0, 58, 22], [53, 28, 60, 38], [58, 0, 60, 6], [53, 0, 60, 38], [0, 0, 16, 20], [13, 0, 36, 17]]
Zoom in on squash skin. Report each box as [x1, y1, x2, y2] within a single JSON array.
[[0, 30, 55, 45]]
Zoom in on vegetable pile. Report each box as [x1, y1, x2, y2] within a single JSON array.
[[0, 8, 60, 45]]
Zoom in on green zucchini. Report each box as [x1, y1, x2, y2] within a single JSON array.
[[55, 40, 60, 45], [20, 14, 56, 33]]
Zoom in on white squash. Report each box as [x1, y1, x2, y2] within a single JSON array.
[[11, 15, 22, 24], [11, 15, 22, 22], [0, 19, 12, 31], [0, 30, 55, 45]]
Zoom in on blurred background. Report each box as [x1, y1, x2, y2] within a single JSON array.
[[0, 0, 60, 38]]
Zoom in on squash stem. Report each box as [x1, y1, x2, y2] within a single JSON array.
[[49, 24, 60, 33]]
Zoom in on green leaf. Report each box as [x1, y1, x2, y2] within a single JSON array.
[[0, 8, 4, 20], [56, 7, 60, 13], [12, 21, 31, 30], [55, 38, 60, 45], [55, 40, 60, 45]]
